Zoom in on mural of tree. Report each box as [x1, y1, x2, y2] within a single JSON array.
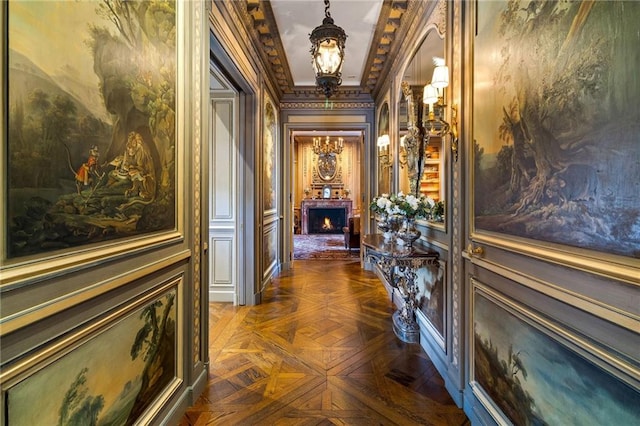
[[474, 332, 543, 425], [58, 368, 105, 426], [89, 0, 176, 182], [7, 0, 177, 258], [474, 1, 640, 257], [126, 293, 176, 424]]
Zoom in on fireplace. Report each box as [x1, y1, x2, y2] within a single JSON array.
[[301, 199, 352, 234], [308, 208, 346, 234]]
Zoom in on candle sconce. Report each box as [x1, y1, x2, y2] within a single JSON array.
[[402, 57, 458, 196], [377, 134, 392, 169]]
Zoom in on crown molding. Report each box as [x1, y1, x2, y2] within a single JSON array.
[[236, 0, 412, 102]]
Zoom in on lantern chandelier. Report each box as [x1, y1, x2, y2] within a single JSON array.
[[309, 0, 347, 98], [313, 135, 344, 155]]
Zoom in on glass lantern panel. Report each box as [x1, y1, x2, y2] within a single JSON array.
[[314, 39, 342, 74]]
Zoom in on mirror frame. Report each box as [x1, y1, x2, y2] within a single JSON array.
[[377, 102, 391, 195], [397, 25, 446, 228]]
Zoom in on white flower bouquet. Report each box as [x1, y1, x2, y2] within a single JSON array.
[[369, 191, 435, 219]]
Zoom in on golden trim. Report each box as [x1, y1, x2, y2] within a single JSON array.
[[472, 231, 639, 286], [472, 281, 639, 391], [0, 250, 190, 336], [1, 275, 183, 384], [0, 232, 183, 287], [1, 277, 184, 425], [471, 255, 638, 332]]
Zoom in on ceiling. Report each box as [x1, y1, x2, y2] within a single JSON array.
[[240, 0, 415, 100], [270, 0, 384, 87]]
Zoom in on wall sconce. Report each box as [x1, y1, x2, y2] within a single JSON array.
[[313, 135, 344, 155], [309, 0, 347, 98], [422, 57, 459, 162], [377, 134, 392, 169]]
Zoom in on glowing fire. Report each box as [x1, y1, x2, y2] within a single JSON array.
[[322, 217, 334, 230]]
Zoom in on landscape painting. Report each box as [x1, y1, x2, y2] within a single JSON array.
[[6, 0, 177, 259], [263, 224, 277, 278], [473, 0, 640, 258], [263, 97, 277, 213], [473, 291, 640, 425], [6, 289, 177, 425], [416, 262, 444, 337]]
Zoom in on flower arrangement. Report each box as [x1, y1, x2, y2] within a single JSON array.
[[369, 191, 435, 219]]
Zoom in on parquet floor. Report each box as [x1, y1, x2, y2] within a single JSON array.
[[179, 259, 470, 425]]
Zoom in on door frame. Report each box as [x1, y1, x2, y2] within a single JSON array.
[[281, 119, 374, 271], [209, 33, 257, 305]]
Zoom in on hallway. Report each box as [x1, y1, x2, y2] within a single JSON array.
[[180, 260, 469, 425]]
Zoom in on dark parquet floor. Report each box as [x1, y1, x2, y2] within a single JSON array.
[[179, 259, 470, 425]]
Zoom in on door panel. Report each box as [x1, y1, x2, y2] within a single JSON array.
[[209, 71, 238, 303]]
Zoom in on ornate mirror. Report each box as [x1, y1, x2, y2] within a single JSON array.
[[316, 153, 338, 181], [399, 28, 445, 209]]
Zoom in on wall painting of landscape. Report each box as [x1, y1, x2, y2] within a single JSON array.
[[263, 96, 277, 214], [473, 0, 640, 259], [6, 288, 178, 425], [473, 288, 640, 425], [5, 1, 177, 260], [416, 261, 445, 338]]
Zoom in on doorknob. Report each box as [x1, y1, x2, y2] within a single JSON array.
[[467, 243, 484, 257]]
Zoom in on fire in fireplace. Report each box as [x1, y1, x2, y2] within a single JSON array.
[[308, 208, 346, 234]]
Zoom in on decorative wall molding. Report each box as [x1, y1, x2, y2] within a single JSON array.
[[280, 102, 374, 110], [192, 0, 203, 366], [451, 0, 460, 370]]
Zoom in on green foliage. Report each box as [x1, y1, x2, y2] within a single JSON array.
[[474, 331, 542, 425], [496, 145, 513, 186], [58, 368, 105, 426]]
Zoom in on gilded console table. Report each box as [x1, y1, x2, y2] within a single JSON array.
[[362, 234, 439, 343]]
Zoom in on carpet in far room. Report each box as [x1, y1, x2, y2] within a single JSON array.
[[293, 234, 360, 260]]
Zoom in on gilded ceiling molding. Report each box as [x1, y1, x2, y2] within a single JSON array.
[[240, 0, 295, 97], [210, 1, 260, 88], [363, 0, 412, 96], [391, 0, 445, 96], [234, 0, 413, 101], [280, 102, 375, 110]]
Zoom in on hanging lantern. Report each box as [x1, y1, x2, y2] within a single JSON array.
[[309, 0, 347, 98]]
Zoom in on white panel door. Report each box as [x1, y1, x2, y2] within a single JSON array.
[[209, 70, 238, 303]]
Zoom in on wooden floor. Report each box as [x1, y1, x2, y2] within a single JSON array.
[[179, 259, 470, 425]]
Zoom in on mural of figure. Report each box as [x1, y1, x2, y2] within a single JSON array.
[[120, 131, 156, 200], [67, 145, 103, 195], [263, 101, 277, 210]]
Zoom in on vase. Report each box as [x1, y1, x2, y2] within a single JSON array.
[[387, 214, 405, 233], [398, 217, 421, 248], [376, 214, 390, 234], [377, 214, 405, 242]]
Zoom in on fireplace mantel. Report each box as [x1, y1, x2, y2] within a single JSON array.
[[301, 199, 352, 234]]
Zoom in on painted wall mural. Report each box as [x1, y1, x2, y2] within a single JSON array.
[[416, 262, 444, 336], [6, 0, 177, 259], [473, 1, 640, 258], [473, 291, 640, 425], [6, 289, 177, 425], [263, 225, 277, 278], [263, 97, 277, 213]]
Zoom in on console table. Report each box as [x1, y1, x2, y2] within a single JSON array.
[[362, 234, 439, 343]]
